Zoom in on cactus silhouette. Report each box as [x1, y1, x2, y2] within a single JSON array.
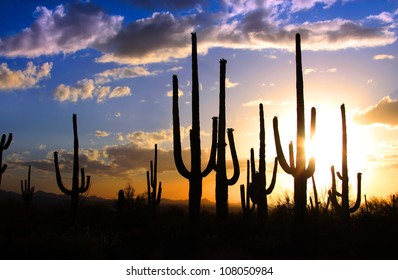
[[21, 165, 35, 203], [309, 175, 320, 215], [250, 103, 278, 220], [172, 33, 218, 221], [328, 104, 361, 221], [240, 159, 255, 216], [0, 133, 12, 186], [147, 144, 162, 209], [215, 58, 240, 220], [273, 33, 316, 221], [54, 114, 91, 225]]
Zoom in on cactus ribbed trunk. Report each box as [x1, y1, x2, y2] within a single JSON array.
[[147, 144, 162, 209], [21, 165, 35, 203], [215, 59, 240, 220], [54, 114, 91, 225], [172, 33, 217, 222], [250, 104, 278, 220], [273, 33, 316, 222], [329, 104, 361, 222]]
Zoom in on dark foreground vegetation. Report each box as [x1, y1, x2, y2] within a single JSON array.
[[0, 191, 397, 260]]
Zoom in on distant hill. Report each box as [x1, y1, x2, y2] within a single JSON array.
[[0, 189, 242, 213]]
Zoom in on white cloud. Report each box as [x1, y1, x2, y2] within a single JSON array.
[[0, 3, 123, 58], [327, 68, 337, 73], [54, 79, 131, 103], [53, 79, 95, 102], [242, 99, 272, 107], [109, 86, 131, 99], [373, 54, 395, 60], [0, 61, 52, 90], [367, 12, 395, 23], [95, 66, 156, 84], [95, 130, 110, 137], [167, 89, 183, 97], [225, 78, 239, 88], [38, 144, 47, 150], [304, 68, 316, 75]]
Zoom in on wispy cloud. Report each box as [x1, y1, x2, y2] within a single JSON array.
[[373, 54, 395, 60], [304, 68, 316, 75], [367, 11, 395, 23], [95, 66, 157, 84], [242, 99, 272, 107], [0, 62, 52, 90], [95, 130, 110, 138]]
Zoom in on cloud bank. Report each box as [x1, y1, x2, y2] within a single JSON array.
[[0, 1, 395, 65]]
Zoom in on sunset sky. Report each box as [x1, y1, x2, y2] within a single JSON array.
[[0, 0, 397, 205]]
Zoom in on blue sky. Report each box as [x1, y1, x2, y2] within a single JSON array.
[[0, 0, 398, 203]]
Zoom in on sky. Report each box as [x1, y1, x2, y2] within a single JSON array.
[[0, 0, 397, 205]]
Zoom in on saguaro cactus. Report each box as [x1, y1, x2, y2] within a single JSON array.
[[273, 33, 316, 221], [215, 58, 240, 220], [54, 114, 91, 224], [240, 159, 255, 216], [251, 103, 278, 219], [147, 144, 162, 209], [173, 33, 218, 221], [328, 104, 361, 221], [21, 165, 35, 203], [0, 133, 12, 186]]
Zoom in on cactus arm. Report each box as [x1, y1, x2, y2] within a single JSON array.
[[304, 157, 316, 179], [304, 107, 317, 179], [146, 170, 151, 204], [0, 133, 12, 150], [288, 142, 295, 171], [156, 182, 162, 205], [310, 107, 316, 139], [246, 159, 251, 208], [79, 168, 90, 193], [273, 117, 293, 175], [240, 184, 246, 211], [1, 164, 7, 174], [349, 172, 362, 213], [265, 157, 278, 195], [225, 128, 240, 185], [53, 151, 72, 196], [202, 116, 218, 177], [172, 75, 191, 179], [329, 165, 342, 213], [154, 145, 158, 199]]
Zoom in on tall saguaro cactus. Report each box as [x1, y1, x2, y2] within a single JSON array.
[[0, 133, 12, 186], [173, 33, 218, 221], [273, 33, 316, 221], [329, 104, 362, 221], [215, 58, 240, 220], [54, 114, 91, 224], [147, 144, 162, 209], [251, 103, 278, 219], [21, 165, 35, 203]]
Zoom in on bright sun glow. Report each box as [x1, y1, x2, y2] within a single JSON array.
[[306, 103, 371, 193]]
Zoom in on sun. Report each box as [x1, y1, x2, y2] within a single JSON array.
[[306, 103, 370, 193]]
